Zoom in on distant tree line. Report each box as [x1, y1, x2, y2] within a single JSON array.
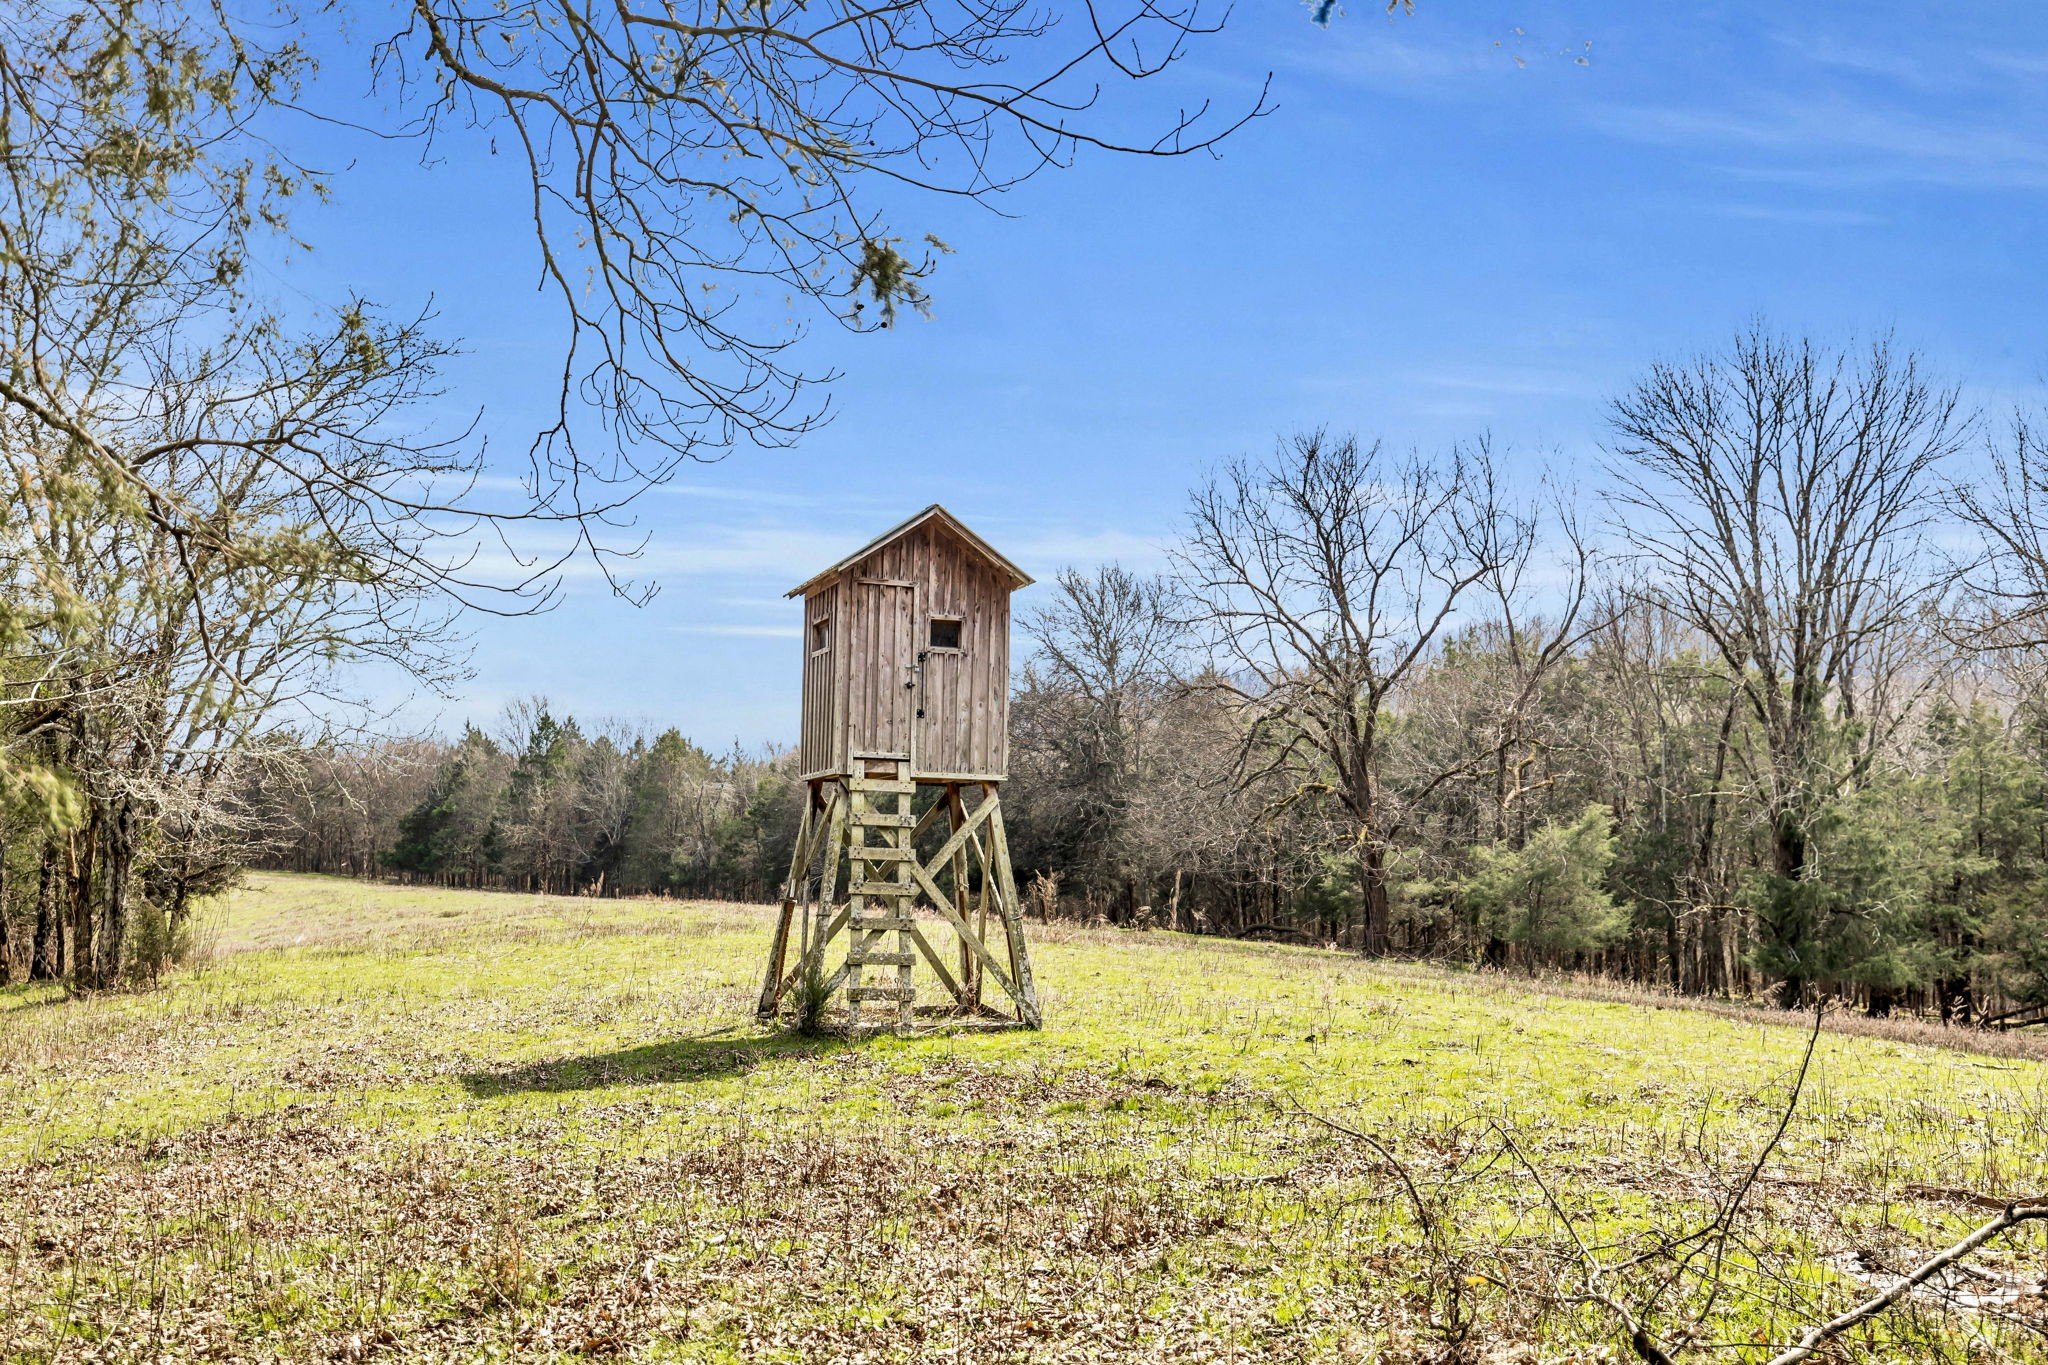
[[251, 706, 802, 904], [1007, 565, 2048, 1022]]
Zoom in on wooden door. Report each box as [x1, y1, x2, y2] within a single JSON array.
[[853, 579, 917, 761]]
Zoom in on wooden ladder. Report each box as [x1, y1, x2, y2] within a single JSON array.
[[845, 756, 917, 1030]]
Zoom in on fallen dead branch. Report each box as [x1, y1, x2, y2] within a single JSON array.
[[1760, 1198, 2048, 1365]]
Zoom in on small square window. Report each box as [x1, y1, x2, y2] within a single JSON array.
[[811, 617, 830, 652], [929, 616, 963, 651]]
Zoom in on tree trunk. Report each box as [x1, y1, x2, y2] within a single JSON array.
[[1771, 810, 1808, 1009], [1356, 843, 1390, 956], [69, 815, 99, 991], [1664, 908, 1682, 991], [1722, 908, 1742, 997], [1685, 692, 1739, 995], [0, 836, 11, 985], [100, 801, 135, 989], [30, 841, 62, 981]]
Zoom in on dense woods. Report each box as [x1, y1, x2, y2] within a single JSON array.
[[251, 716, 802, 904]]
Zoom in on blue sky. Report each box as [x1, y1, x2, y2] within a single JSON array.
[[269, 3, 2048, 745]]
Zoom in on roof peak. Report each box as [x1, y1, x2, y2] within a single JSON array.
[[786, 504, 1034, 598]]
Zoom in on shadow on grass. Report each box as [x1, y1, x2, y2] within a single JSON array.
[[0, 983, 78, 1015], [459, 1028, 845, 1097]]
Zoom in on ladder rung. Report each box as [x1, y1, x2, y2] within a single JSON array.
[[851, 779, 917, 795], [849, 846, 913, 862], [847, 951, 914, 967], [849, 917, 909, 935], [847, 985, 915, 1001], [851, 813, 915, 828], [849, 879, 914, 895]]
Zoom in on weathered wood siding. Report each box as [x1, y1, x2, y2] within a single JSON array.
[[909, 525, 1010, 777], [803, 520, 1013, 780], [798, 584, 839, 778]]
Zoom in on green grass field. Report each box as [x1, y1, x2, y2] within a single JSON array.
[[4, 874, 2046, 1362]]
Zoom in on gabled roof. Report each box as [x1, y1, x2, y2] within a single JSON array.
[[785, 504, 1034, 598]]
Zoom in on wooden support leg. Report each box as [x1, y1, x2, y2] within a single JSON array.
[[756, 788, 819, 1020], [847, 783, 872, 1032], [984, 792, 1042, 1029], [804, 789, 848, 962], [893, 762, 915, 1029], [971, 814, 991, 1012]]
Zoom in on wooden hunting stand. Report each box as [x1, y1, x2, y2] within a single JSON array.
[[756, 506, 1043, 1031]]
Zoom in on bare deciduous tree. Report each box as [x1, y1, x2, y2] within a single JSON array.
[[1608, 329, 1967, 1004], [1956, 413, 2048, 651], [1178, 430, 1541, 955], [1014, 565, 1184, 916]]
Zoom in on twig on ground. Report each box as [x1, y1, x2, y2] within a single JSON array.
[[1301, 998, 2037, 1365], [1291, 1100, 1497, 1354], [1491, 1120, 1676, 1365]]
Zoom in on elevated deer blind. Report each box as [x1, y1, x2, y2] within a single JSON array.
[[756, 505, 1042, 1031]]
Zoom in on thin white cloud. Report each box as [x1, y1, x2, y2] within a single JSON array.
[[1280, 18, 1592, 91], [668, 623, 804, 638], [464, 523, 853, 587], [650, 480, 844, 509], [1410, 399, 1506, 421], [635, 526, 855, 578], [1283, 30, 1509, 90], [1303, 20, 2048, 199], [1596, 92, 2048, 192], [1274, 14, 2048, 199], [1703, 202, 1883, 227], [1002, 526, 1176, 576], [1975, 50, 2048, 78], [1766, 30, 1946, 91], [1772, 28, 2048, 95], [1406, 364, 1601, 398], [463, 508, 1186, 602]]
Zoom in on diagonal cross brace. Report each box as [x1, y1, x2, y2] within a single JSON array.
[[909, 861, 1025, 1009], [917, 793, 996, 886]]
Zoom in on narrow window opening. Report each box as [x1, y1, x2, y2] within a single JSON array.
[[811, 617, 830, 652], [929, 616, 963, 651]]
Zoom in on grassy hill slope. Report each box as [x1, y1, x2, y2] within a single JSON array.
[[3, 874, 2045, 1361]]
